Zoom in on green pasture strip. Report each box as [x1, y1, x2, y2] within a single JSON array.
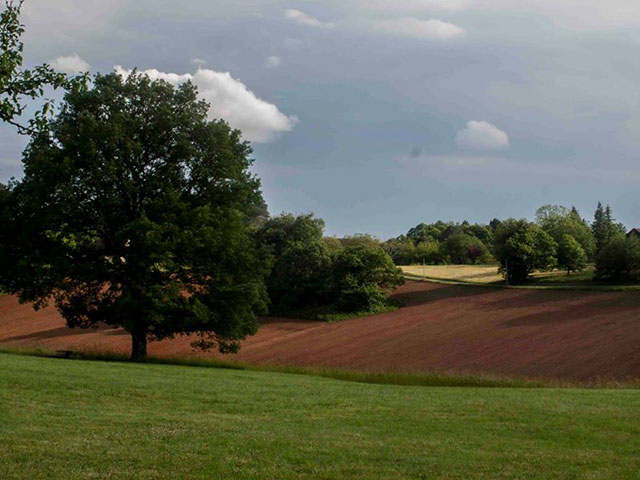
[[403, 273, 640, 291], [2, 353, 640, 479], [0, 347, 548, 389], [2, 347, 639, 390]]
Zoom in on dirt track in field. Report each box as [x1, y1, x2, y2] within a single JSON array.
[[2, 281, 640, 381]]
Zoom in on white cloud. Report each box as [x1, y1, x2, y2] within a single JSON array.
[[49, 54, 90, 74], [282, 7, 464, 42], [264, 56, 282, 68], [284, 9, 334, 28], [190, 58, 207, 66], [371, 17, 464, 40], [114, 66, 298, 143], [455, 121, 510, 151]]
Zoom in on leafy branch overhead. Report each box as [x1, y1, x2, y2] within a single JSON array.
[[0, 0, 69, 133]]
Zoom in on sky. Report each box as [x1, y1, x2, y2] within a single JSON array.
[[2, 0, 640, 238]]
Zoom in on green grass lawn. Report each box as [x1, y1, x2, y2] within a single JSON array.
[[2, 353, 640, 479]]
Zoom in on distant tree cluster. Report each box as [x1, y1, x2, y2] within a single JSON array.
[[388, 202, 632, 285], [383, 220, 496, 266], [259, 214, 404, 315]]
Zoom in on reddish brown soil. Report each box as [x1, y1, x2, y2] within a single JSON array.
[[2, 281, 640, 381]]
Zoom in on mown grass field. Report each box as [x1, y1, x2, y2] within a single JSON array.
[[401, 264, 505, 284], [400, 264, 640, 289], [3, 353, 640, 479]]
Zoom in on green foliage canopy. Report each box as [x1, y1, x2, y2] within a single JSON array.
[[440, 232, 488, 265], [494, 219, 557, 284], [382, 236, 418, 265], [260, 214, 403, 315], [556, 234, 587, 275], [331, 243, 404, 312], [258, 213, 325, 258], [535, 205, 595, 260], [414, 240, 440, 265], [259, 213, 331, 310], [391, 220, 494, 265]]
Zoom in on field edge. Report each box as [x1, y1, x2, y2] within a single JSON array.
[[3, 348, 640, 390]]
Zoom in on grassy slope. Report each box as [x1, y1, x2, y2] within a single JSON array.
[[2, 354, 640, 479]]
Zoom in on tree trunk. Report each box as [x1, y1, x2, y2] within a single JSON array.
[[130, 326, 148, 361]]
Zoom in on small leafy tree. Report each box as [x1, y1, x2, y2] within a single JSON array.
[[557, 234, 587, 275], [331, 244, 404, 312], [1, 72, 271, 360], [1, 0, 68, 133], [414, 240, 440, 264], [595, 236, 640, 281], [494, 219, 557, 284]]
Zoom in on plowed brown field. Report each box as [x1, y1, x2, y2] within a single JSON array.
[[2, 281, 640, 381]]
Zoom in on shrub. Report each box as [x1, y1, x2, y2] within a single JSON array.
[[331, 244, 405, 312], [595, 236, 640, 280]]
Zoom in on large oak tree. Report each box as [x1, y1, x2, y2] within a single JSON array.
[[0, 72, 271, 360]]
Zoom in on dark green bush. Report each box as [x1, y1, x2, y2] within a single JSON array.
[[331, 244, 404, 312], [595, 236, 640, 280]]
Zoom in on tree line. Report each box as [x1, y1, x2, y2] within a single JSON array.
[[383, 202, 634, 285]]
